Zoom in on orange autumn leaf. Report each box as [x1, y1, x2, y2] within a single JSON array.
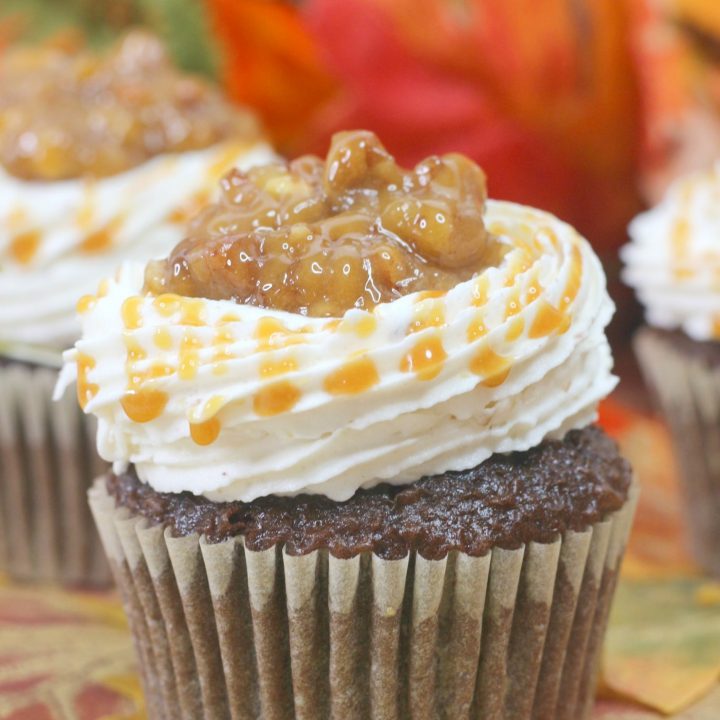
[[0, 580, 140, 719], [205, 0, 336, 150], [374, 0, 639, 172], [299, 0, 644, 251], [601, 578, 720, 715], [598, 398, 635, 437], [675, 0, 720, 37], [206, 0, 645, 249], [600, 398, 698, 579], [636, 0, 720, 200]]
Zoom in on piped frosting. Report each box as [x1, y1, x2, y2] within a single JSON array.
[[0, 141, 275, 351], [58, 199, 616, 501], [623, 164, 720, 341]]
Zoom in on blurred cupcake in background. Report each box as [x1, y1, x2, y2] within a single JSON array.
[[623, 165, 720, 576], [0, 30, 274, 586]]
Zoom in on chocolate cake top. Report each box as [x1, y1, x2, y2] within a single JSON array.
[[107, 426, 631, 561]]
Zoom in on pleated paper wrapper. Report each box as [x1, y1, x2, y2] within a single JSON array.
[[89, 474, 637, 720], [0, 362, 111, 586], [635, 327, 720, 576]]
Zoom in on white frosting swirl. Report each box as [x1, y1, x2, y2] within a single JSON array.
[[58, 200, 616, 501], [0, 141, 275, 352], [623, 164, 720, 341]]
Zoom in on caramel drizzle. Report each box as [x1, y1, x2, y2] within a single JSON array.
[[400, 335, 447, 381], [6, 140, 246, 271], [82, 213, 586, 429], [324, 357, 380, 395], [670, 181, 694, 281], [9, 230, 41, 265], [76, 354, 99, 409]]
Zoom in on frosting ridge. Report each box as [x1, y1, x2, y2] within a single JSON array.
[[623, 164, 720, 341], [0, 141, 275, 351], [58, 200, 617, 501]]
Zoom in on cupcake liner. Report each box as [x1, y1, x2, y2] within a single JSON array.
[[89, 477, 637, 720], [0, 361, 111, 586], [635, 327, 720, 576]]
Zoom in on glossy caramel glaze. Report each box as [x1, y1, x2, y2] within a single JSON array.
[[144, 130, 504, 317]]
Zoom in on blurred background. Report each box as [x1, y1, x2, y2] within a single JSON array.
[[3, 3, 720, 718], [3, 0, 720, 358], [5, 0, 720, 398], [2, 0, 718, 238]]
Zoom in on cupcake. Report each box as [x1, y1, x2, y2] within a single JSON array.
[[62, 131, 636, 718], [0, 31, 274, 586], [623, 165, 720, 576]]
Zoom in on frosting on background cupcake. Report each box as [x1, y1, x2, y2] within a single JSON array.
[[623, 164, 720, 342], [0, 32, 275, 353], [0, 142, 273, 351]]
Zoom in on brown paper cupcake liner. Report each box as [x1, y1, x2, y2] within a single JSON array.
[[0, 361, 111, 586], [89, 476, 637, 720], [635, 327, 720, 576]]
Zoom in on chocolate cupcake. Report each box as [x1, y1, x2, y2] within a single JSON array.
[[0, 31, 274, 586], [63, 131, 636, 718], [623, 166, 720, 576]]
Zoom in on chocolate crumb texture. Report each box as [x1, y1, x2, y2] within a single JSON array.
[[108, 425, 631, 560]]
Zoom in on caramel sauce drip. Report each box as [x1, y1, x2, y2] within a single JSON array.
[[144, 130, 504, 317], [190, 417, 221, 446], [9, 230, 41, 265], [253, 381, 301, 416], [324, 357, 380, 395], [467, 314, 488, 342], [120, 389, 168, 423], [79, 221, 119, 254], [121, 297, 144, 330], [400, 335, 447, 381], [408, 301, 446, 334], [505, 316, 525, 341], [76, 353, 99, 409], [0, 32, 260, 181], [529, 300, 569, 338], [470, 346, 512, 387], [76, 294, 97, 315]]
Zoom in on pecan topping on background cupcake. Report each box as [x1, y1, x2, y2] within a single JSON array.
[[0, 31, 275, 353], [0, 30, 256, 182]]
